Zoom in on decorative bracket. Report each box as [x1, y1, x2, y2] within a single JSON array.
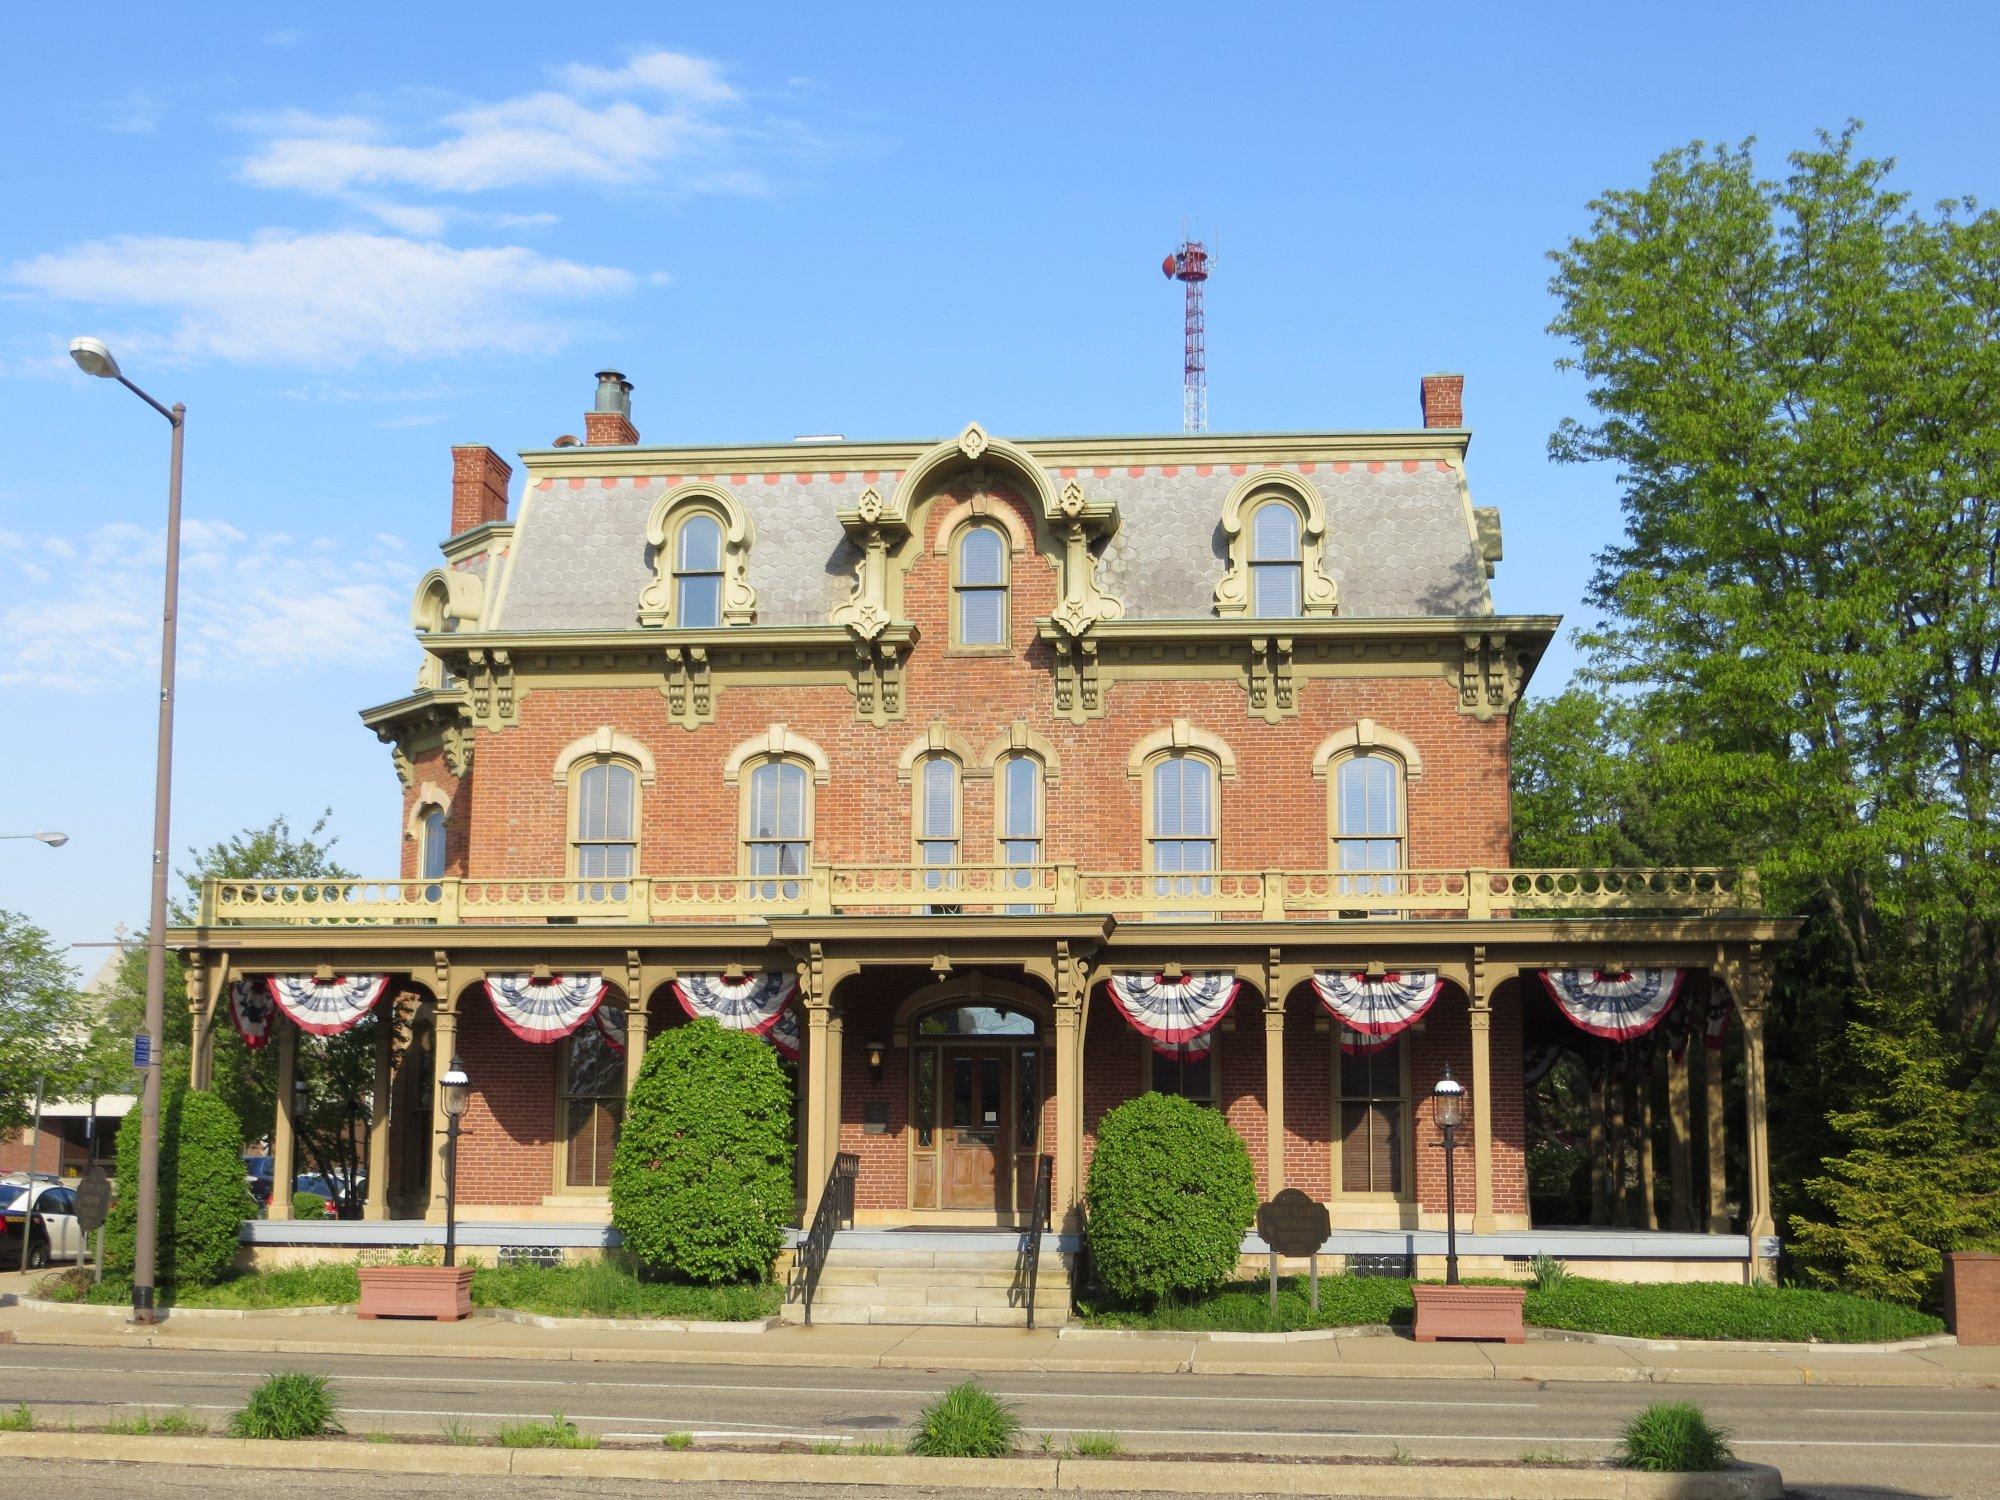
[[464, 648, 519, 729], [1244, 635, 1297, 723], [1050, 634, 1103, 724], [850, 635, 910, 727], [1454, 632, 1528, 721], [441, 723, 474, 778], [660, 644, 715, 730]]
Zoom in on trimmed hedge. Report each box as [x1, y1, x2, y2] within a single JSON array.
[[106, 1087, 255, 1288], [609, 1019, 793, 1284], [1085, 1092, 1257, 1304]]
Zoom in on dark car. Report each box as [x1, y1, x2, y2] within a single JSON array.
[[242, 1155, 274, 1208]]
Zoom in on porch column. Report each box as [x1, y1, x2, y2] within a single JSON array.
[[1636, 1073, 1659, 1231], [623, 998, 651, 1098], [365, 1004, 393, 1220], [1703, 1018, 1729, 1232], [1667, 1045, 1694, 1232], [187, 1003, 207, 1089], [1588, 1066, 1609, 1226], [1607, 1072, 1628, 1227], [1054, 1004, 1083, 1229], [1263, 1003, 1286, 1199], [427, 999, 460, 1220], [1468, 962, 1496, 1235], [1735, 956, 1777, 1277], [269, 1020, 297, 1221], [802, 1004, 833, 1220], [823, 1014, 845, 1185]]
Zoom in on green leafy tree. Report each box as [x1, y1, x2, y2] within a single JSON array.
[[1540, 123, 2000, 1296], [105, 1086, 256, 1286], [0, 911, 83, 1130], [610, 1019, 793, 1283], [1085, 1092, 1257, 1304]]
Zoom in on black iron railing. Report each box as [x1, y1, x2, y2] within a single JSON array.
[[792, 1151, 858, 1326], [1014, 1153, 1055, 1329]]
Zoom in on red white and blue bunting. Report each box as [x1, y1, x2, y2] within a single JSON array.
[[485, 974, 608, 1044], [1311, 970, 1443, 1041], [672, 972, 798, 1036], [593, 1003, 627, 1054], [1538, 969, 1684, 1043], [266, 974, 388, 1036], [1705, 989, 1733, 1051], [766, 1003, 802, 1061], [227, 978, 275, 1051], [1107, 972, 1240, 1048]]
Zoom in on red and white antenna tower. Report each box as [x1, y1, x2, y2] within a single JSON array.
[[1162, 239, 1211, 433]]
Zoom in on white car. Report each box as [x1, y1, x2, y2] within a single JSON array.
[[0, 1178, 82, 1269]]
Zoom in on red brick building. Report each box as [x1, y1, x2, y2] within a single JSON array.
[[173, 372, 1795, 1299]]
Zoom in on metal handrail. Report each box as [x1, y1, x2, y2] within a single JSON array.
[[1015, 1153, 1055, 1329], [792, 1151, 857, 1327]]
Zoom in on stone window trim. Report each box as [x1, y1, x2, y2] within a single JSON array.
[[910, 752, 963, 869], [1329, 1033, 1415, 1201], [551, 727, 657, 786], [1125, 719, 1238, 780], [1311, 720, 1425, 781], [978, 721, 1062, 785], [896, 722, 986, 783], [947, 517, 1013, 652], [991, 751, 1045, 866], [403, 782, 455, 842], [564, 756, 641, 884], [737, 755, 815, 886], [1212, 470, 1339, 618], [929, 492, 1033, 556], [1140, 746, 1225, 884], [638, 481, 758, 628], [722, 724, 832, 785]]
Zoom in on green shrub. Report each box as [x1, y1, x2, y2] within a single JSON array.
[[1617, 1402, 1733, 1473], [291, 1191, 327, 1221], [1523, 1277, 1943, 1343], [226, 1371, 343, 1440], [1084, 1093, 1257, 1304], [497, 1414, 597, 1449], [469, 1259, 778, 1320], [610, 1019, 793, 1284], [909, 1381, 1019, 1458], [106, 1087, 256, 1288]]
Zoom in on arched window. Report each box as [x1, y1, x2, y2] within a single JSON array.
[[674, 511, 724, 628], [419, 805, 447, 895], [1333, 752, 1404, 908], [1148, 753, 1217, 913], [917, 755, 961, 910], [1249, 501, 1303, 617], [571, 759, 638, 897], [997, 754, 1042, 912], [953, 523, 1009, 647], [744, 758, 812, 898]]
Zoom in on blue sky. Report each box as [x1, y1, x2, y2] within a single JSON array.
[[3, 1, 1995, 959]]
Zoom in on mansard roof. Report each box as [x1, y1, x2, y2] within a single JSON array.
[[483, 427, 1497, 633]]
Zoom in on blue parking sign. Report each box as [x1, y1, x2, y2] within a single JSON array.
[[132, 1033, 152, 1068]]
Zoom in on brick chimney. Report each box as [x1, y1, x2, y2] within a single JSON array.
[[1419, 372, 1465, 429], [583, 369, 638, 446], [450, 445, 512, 535]]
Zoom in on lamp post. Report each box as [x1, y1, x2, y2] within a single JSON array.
[[1432, 1065, 1466, 1287], [70, 335, 184, 1327], [439, 1057, 470, 1267], [1, 832, 69, 847]]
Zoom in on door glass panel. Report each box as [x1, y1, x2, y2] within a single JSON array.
[[915, 1048, 936, 1147], [978, 1056, 1002, 1139], [951, 1056, 973, 1130], [1016, 1050, 1039, 1150]]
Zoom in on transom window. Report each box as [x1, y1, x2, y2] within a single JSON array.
[[1334, 753, 1403, 905], [954, 523, 1009, 647], [571, 761, 637, 895], [1249, 501, 1303, 617], [674, 512, 724, 628], [745, 758, 811, 898], [1337, 1038, 1407, 1195], [998, 754, 1041, 911], [560, 1005, 625, 1189]]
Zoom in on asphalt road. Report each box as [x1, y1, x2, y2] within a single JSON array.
[[0, 1344, 1994, 1498]]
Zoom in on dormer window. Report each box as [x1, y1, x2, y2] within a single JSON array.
[[639, 482, 757, 628], [673, 512, 724, 628], [1249, 501, 1303, 617]]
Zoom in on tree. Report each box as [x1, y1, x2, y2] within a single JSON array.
[[1541, 123, 2000, 1296], [0, 911, 83, 1131], [105, 1085, 256, 1287]]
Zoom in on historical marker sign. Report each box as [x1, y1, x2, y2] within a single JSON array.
[[75, 1165, 112, 1235], [1257, 1188, 1331, 1257]]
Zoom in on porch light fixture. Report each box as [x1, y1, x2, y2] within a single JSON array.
[[865, 1038, 887, 1079], [1431, 1066, 1466, 1285], [440, 1056, 471, 1267]]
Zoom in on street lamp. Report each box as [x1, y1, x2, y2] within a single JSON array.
[[1, 832, 69, 847], [1432, 1066, 1466, 1286], [70, 335, 184, 1327], [439, 1057, 470, 1267]]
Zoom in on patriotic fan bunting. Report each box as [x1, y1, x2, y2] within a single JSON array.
[[1107, 971, 1239, 1047], [1338, 1027, 1399, 1057], [766, 1004, 802, 1061], [485, 974, 608, 1043], [1705, 990, 1733, 1051], [1539, 968, 1684, 1043], [673, 972, 798, 1035], [266, 974, 388, 1036], [594, 1003, 627, 1054], [1152, 1036, 1213, 1063], [228, 978, 275, 1050], [1311, 970, 1443, 1040]]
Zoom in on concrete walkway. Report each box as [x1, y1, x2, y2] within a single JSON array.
[[1, 1299, 1994, 1388]]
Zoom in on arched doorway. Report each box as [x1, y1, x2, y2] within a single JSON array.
[[900, 977, 1049, 1218]]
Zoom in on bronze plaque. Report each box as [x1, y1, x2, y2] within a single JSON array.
[[1256, 1188, 1330, 1258], [75, 1165, 113, 1234]]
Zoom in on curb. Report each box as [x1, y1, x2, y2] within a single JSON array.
[[0, 1431, 1784, 1497], [10, 1298, 778, 1335], [1060, 1321, 1956, 1356]]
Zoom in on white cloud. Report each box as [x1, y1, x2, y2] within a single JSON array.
[[237, 49, 771, 200], [0, 519, 413, 691], [8, 230, 634, 367]]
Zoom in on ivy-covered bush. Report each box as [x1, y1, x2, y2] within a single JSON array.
[[291, 1191, 328, 1221], [609, 1019, 793, 1284], [106, 1087, 256, 1287], [1085, 1092, 1257, 1304]]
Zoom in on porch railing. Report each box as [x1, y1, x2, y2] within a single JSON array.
[[790, 1151, 858, 1327], [199, 864, 1758, 927]]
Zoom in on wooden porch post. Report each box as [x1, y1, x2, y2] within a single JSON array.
[[269, 1020, 297, 1221], [365, 1006, 393, 1220], [623, 998, 651, 1098], [1263, 1003, 1286, 1200], [823, 1014, 845, 1187], [1733, 952, 1777, 1279], [1667, 1045, 1694, 1232], [1588, 1065, 1609, 1226], [1636, 1072, 1659, 1231], [1468, 953, 1496, 1234], [1703, 1014, 1730, 1233], [1607, 1071, 1628, 1227], [1054, 1004, 1083, 1230], [802, 1004, 833, 1220], [426, 998, 459, 1221]]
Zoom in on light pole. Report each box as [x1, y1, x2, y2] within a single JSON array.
[[0, 833, 69, 847], [439, 1057, 470, 1267], [69, 335, 184, 1326], [1432, 1066, 1466, 1286]]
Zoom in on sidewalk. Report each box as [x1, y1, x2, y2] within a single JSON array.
[[3, 1298, 1994, 1388]]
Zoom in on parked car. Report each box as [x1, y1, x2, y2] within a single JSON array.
[[242, 1155, 274, 1207], [0, 1178, 82, 1269], [293, 1172, 366, 1219]]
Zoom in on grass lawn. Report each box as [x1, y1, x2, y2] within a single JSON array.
[[39, 1260, 779, 1321], [1079, 1273, 1945, 1343]]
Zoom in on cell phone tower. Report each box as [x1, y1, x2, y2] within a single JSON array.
[[1161, 239, 1211, 433]]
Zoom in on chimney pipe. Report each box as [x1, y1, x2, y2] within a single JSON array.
[[585, 369, 639, 445], [1419, 373, 1464, 430]]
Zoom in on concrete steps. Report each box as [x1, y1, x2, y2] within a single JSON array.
[[785, 1237, 1071, 1327]]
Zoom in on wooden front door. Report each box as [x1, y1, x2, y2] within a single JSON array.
[[941, 1047, 1012, 1211]]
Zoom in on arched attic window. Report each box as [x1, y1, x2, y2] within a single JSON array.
[[673, 511, 725, 628], [953, 522, 1010, 647], [1249, 500, 1303, 617], [639, 483, 757, 628]]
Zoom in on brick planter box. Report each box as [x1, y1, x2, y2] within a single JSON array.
[[1944, 1252, 2000, 1346], [1412, 1283, 1526, 1343], [357, 1265, 474, 1322]]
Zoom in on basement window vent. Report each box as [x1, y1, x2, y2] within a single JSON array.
[[498, 1245, 564, 1268], [1347, 1254, 1414, 1279]]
